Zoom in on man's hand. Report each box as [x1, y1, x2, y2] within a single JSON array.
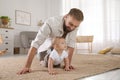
[[17, 67, 31, 75], [67, 47, 74, 69], [17, 47, 37, 75]]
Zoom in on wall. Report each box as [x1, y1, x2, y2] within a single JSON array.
[[0, 0, 62, 47]]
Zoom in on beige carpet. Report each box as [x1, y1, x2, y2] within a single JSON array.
[[0, 54, 120, 80]]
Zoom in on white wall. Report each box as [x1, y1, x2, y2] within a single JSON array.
[[0, 0, 62, 47]]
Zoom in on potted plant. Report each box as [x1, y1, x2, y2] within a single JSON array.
[[0, 16, 10, 25]]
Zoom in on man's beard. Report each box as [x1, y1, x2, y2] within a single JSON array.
[[63, 22, 71, 33]]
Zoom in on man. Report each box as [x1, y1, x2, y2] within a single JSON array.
[[17, 8, 84, 74]]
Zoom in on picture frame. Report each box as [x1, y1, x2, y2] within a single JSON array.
[[15, 10, 31, 26]]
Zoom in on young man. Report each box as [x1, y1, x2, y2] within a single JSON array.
[[17, 8, 84, 74]]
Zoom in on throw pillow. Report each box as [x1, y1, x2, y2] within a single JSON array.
[[99, 47, 113, 54], [111, 48, 120, 54]]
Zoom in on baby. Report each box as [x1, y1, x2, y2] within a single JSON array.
[[40, 37, 70, 75]]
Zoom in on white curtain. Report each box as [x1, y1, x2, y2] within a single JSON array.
[[104, 0, 120, 47], [62, 0, 120, 53]]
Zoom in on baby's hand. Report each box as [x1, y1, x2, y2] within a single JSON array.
[[69, 65, 75, 70], [49, 70, 58, 75], [64, 66, 70, 71]]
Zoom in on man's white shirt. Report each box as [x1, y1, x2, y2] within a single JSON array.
[[31, 16, 78, 53]]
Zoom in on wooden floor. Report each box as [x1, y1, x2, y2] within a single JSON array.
[[80, 69, 120, 80]]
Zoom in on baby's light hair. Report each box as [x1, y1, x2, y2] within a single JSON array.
[[52, 37, 65, 46]]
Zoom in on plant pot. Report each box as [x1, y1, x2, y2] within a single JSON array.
[[1, 18, 9, 25]]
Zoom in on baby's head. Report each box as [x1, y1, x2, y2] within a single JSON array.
[[52, 37, 67, 50]]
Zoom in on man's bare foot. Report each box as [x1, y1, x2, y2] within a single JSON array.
[[40, 61, 46, 67]]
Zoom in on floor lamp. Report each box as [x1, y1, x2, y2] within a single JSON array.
[[0, 34, 3, 44], [0, 34, 7, 55]]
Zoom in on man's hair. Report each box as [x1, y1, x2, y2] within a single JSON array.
[[68, 8, 84, 21]]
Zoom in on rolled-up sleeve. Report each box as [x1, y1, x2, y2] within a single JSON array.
[[31, 22, 51, 49], [66, 29, 78, 48]]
